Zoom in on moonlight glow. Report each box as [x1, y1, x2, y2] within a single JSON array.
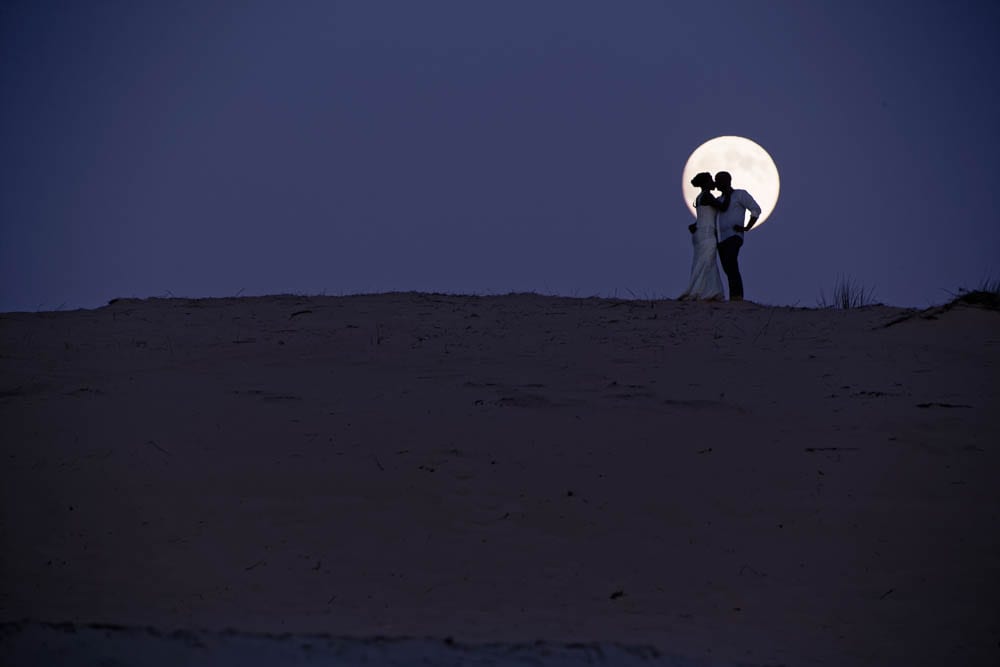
[[681, 136, 780, 228]]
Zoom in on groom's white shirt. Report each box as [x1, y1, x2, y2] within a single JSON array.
[[717, 189, 761, 243]]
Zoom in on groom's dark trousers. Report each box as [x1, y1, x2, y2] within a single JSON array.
[[717, 237, 744, 300]]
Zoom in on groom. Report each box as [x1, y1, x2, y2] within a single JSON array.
[[714, 171, 761, 301]]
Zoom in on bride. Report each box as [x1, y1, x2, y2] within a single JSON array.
[[679, 172, 728, 301]]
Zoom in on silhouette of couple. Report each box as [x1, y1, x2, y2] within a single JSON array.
[[679, 171, 761, 302]]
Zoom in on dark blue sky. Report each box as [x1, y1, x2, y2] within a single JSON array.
[[2, 0, 998, 311]]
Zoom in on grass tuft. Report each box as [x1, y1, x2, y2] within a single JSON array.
[[817, 275, 877, 309], [946, 278, 1000, 310]]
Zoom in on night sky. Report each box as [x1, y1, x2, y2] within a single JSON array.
[[2, 0, 998, 312]]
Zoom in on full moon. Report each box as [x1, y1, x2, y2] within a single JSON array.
[[681, 136, 780, 229]]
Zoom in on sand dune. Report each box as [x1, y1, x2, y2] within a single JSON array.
[[1, 293, 997, 666]]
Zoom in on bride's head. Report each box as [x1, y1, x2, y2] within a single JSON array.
[[691, 172, 715, 190]]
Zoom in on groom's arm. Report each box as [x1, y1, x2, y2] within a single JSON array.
[[737, 192, 762, 232]]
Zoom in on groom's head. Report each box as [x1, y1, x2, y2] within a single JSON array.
[[714, 171, 732, 190]]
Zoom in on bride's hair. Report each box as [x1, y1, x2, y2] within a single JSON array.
[[690, 172, 714, 188]]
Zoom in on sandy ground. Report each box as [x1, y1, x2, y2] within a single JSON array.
[[0, 292, 997, 666]]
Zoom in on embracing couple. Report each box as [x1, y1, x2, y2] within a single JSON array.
[[679, 171, 761, 302]]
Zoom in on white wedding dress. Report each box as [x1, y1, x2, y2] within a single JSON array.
[[679, 194, 725, 300]]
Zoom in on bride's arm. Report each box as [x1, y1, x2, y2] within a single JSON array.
[[701, 192, 730, 212]]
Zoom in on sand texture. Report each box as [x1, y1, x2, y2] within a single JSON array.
[[1, 293, 998, 666]]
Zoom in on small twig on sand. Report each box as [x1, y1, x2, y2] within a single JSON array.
[[804, 447, 859, 452], [879, 588, 894, 600], [146, 440, 170, 456], [739, 564, 767, 577], [244, 560, 265, 571], [374, 455, 385, 471], [290, 309, 313, 319], [753, 311, 775, 342]]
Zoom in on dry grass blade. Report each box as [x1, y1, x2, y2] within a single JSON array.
[[817, 275, 877, 309]]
